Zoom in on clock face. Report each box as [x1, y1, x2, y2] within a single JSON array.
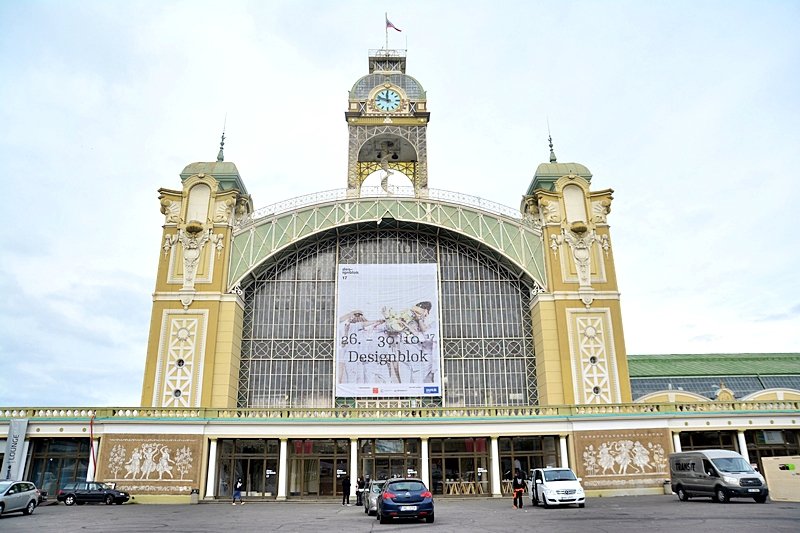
[[374, 89, 401, 111]]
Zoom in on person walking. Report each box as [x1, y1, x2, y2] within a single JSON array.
[[233, 477, 244, 505], [512, 470, 525, 509], [341, 472, 351, 506]]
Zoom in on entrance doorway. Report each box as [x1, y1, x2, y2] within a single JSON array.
[[429, 437, 490, 496], [287, 439, 349, 498], [27, 438, 90, 498], [216, 439, 280, 499], [359, 438, 421, 481]]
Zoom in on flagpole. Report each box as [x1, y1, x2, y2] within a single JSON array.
[[385, 12, 388, 51]]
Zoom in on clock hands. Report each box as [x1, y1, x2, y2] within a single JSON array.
[[376, 90, 398, 110]]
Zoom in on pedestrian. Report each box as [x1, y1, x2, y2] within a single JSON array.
[[341, 472, 351, 505], [356, 476, 365, 506], [512, 470, 525, 509], [233, 477, 244, 505]]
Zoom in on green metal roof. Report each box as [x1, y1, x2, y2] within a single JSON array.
[[180, 161, 248, 194], [627, 353, 800, 377], [526, 162, 593, 194]]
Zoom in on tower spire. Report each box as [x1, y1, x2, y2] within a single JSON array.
[[547, 119, 557, 163], [217, 132, 225, 162], [217, 115, 227, 162]]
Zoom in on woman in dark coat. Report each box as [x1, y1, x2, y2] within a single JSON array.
[[341, 473, 351, 505]]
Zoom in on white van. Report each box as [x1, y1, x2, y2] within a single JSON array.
[[529, 467, 586, 508], [669, 449, 768, 503]]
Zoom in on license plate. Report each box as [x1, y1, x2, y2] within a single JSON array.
[[400, 505, 417, 511], [748, 489, 760, 493]]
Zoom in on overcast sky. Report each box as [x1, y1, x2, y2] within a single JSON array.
[[1, 0, 798, 407]]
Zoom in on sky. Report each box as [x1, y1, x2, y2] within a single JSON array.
[[1, 0, 798, 407]]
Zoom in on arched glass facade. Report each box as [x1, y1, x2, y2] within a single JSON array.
[[239, 227, 537, 408]]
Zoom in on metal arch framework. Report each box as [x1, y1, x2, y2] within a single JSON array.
[[229, 197, 547, 289], [347, 125, 428, 190]]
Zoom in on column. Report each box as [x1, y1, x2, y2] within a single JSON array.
[[350, 438, 358, 501], [86, 439, 99, 482], [559, 435, 569, 468], [420, 438, 429, 487], [737, 431, 750, 464], [672, 432, 682, 453], [490, 436, 501, 497], [204, 438, 217, 499], [277, 439, 288, 501]]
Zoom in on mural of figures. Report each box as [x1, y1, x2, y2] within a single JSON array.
[[574, 430, 671, 490], [97, 435, 202, 495]]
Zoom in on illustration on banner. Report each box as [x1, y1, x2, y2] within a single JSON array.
[[336, 264, 442, 397]]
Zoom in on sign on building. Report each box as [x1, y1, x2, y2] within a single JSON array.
[[336, 264, 441, 397]]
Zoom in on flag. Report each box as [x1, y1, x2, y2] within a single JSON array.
[[386, 16, 402, 32]]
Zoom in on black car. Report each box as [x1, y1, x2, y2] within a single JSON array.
[[56, 482, 131, 506]]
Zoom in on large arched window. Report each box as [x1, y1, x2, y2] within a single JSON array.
[[239, 227, 537, 408]]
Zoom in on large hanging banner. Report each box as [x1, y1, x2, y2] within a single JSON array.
[[336, 264, 441, 397]]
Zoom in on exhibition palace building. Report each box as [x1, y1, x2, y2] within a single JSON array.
[[2, 48, 799, 503]]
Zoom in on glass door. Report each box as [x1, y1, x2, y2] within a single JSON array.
[[319, 459, 335, 496], [265, 459, 278, 497], [246, 459, 264, 497]]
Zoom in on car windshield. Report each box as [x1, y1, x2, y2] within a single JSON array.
[[371, 482, 386, 493], [712, 457, 754, 473], [0, 481, 12, 491], [544, 470, 577, 482], [387, 481, 426, 492]]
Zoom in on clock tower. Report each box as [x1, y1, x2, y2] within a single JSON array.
[[345, 49, 430, 194]]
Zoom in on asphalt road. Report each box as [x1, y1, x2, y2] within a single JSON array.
[[2, 495, 799, 533]]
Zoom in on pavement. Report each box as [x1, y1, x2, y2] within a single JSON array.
[[2, 494, 799, 532]]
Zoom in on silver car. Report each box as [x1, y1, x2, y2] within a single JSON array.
[[0, 480, 39, 517], [363, 479, 386, 515]]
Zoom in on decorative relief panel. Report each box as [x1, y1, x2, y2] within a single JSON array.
[[551, 229, 609, 289], [153, 311, 208, 408], [574, 429, 671, 490], [97, 434, 203, 495], [567, 309, 621, 404], [165, 231, 219, 287]]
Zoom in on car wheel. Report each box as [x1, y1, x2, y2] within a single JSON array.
[[105, 495, 114, 505], [426, 514, 435, 523], [578, 502, 585, 508], [23, 500, 36, 515], [0, 502, 5, 516], [542, 497, 551, 509], [754, 495, 767, 503], [379, 511, 389, 524], [364, 505, 368, 514], [715, 487, 728, 503], [65, 494, 76, 506], [677, 487, 689, 502]]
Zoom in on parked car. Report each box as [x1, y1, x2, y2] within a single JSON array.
[[56, 481, 131, 506], [0, 480, 39, 517], [529, 467, 585, 508], [669, 449, 768, 503], [376, 478, 434, 524], [363, 479, 386, 515]]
